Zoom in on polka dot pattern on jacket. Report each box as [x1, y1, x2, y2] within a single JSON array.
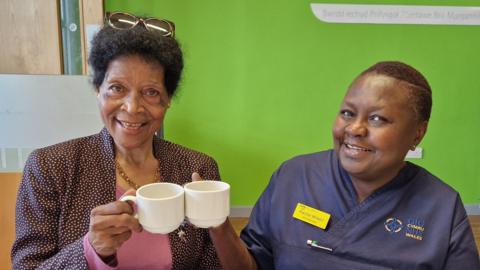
[[12, 128, 223, 269]]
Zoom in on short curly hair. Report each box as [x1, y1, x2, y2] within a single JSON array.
[[360, 61, 432, 122], [88, 25, 183, 97]]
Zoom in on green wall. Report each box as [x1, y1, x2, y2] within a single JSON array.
[[105, 0, 480, 205]]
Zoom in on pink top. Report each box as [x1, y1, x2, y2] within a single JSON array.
[[83, 187, 173, 269]]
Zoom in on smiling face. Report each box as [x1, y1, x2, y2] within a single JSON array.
[[332, 73, 427, 184], [97, 54, 170, 151]]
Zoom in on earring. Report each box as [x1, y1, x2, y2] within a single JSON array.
[[411, 145, 416, 151]]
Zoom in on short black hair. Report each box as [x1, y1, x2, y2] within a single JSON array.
[[88, 25, 183, 97], [361, 61, 432, 122]]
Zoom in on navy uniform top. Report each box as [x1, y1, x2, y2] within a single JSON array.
[[241, 150, 480, 270]]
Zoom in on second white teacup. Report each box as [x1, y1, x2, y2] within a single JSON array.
[[184, 180, 230, 228], [121, 182, 184, 234]]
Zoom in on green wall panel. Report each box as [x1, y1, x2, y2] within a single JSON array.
[[105, 0, 480, 205]]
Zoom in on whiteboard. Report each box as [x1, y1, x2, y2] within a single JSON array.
[[0, 74, 103, 171]]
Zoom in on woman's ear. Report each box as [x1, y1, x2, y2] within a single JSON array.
[[413, 121, 428, 147]]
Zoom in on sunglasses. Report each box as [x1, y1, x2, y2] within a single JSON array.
[[106, 12, 175, 37]]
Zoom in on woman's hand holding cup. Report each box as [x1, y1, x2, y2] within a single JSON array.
[[88, 189, 142, 259], [89, 172, 229, 259], [120, 183, 185, 234]]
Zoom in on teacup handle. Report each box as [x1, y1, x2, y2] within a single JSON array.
[[120, 195, 139, 219]]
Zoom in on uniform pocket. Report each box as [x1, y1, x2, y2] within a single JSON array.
[[273, 242, 393, 270]]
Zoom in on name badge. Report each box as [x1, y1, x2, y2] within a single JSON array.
[[292, 203, 331, 230]]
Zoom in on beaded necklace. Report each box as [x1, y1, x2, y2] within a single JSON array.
[[115, 159, 160, 189]]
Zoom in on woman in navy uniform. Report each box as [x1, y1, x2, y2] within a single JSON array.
[[210, 61, 480, 270]]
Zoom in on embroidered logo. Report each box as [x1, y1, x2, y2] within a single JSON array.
[[384, 217, 403, 233], [405, 218, 425, 241]]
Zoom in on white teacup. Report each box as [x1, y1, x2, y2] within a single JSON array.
[[184, 180, 230, 228], [120, 182, 184, 234]]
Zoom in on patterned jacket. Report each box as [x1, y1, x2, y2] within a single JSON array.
[[12, 128, 222, 269]]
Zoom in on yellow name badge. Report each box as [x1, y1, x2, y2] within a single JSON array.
[[292, 203, 331, 230]]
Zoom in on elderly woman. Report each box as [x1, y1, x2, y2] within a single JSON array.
[[211, 61, 480, 269], [12, 13, 221, 269]]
